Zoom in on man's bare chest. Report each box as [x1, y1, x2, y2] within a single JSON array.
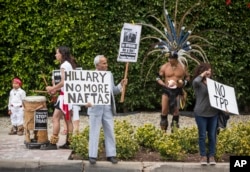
[[164, 68, 185, 78]]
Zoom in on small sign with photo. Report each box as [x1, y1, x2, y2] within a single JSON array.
[[52, 69, 61, 85], [117, 23, 142, 63]]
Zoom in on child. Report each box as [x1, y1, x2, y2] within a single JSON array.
[[8, 77, 26, 135]]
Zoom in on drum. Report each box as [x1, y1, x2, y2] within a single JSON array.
[[23, 96, 48, 144]]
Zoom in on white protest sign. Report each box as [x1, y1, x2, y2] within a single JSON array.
[[117, 23, 142, 62], [207, 78, 239, 115], [64, 70, 111, 105]]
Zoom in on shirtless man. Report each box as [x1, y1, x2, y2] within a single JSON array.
[[156, 51, 189, 131]]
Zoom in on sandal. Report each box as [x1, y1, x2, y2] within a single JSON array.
[[61, 129, 67, 135]]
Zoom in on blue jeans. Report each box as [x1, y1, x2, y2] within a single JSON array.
[[194, 113, 218, 157]]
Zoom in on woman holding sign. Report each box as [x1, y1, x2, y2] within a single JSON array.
[[192, 63, 219, 166], [41, 46, 76, 150]]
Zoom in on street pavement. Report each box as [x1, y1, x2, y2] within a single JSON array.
[[0, 116, 229, 172]]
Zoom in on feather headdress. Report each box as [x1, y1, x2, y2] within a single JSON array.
[[137, 0, 211, 72]]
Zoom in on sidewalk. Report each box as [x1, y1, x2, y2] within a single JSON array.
[[0, 115, 230, 172]]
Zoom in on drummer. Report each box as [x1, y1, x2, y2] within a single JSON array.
[[41, 46, 77, 150], [60, 66, 83, 135]]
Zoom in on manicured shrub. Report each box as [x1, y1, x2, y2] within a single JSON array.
[[70, 117, 250, 161], [115, 120, 139, 159]]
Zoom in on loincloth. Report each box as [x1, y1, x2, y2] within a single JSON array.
[[162, 87, 183, 114]]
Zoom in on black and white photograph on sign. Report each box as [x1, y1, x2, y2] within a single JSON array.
[[207, 78, 239, 115], [52, 69, 61, 85], [34, 109, 48, 130], [64, 70, 112, 105], [117, 23, 142, 63]]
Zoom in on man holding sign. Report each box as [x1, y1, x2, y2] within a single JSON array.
[[192, 63, 220, 165], [87, 55, 127, 165]]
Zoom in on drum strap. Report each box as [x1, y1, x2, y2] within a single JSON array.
[[60, 91, 70, 120]]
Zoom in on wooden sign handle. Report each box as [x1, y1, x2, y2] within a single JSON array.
[[41, 71, 48, 86], [120, 62, 129, 103]]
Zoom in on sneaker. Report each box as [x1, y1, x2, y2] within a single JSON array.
[[8, 131, 17, 135], [200, 156, 207, 166], [59, 143, 70, 149], [89, 157, 96, 164], [17, 131, 24, 136], [8, 126, 17, 135], [17, 125, 24, 136], [107, 157, 118, 164], [209, 156, 216, 165], [40, 143, 57, 150]]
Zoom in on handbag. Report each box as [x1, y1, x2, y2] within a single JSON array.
[[217, 110, 230, 134]]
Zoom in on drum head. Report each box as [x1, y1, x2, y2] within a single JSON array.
[[23, 96, 46, 102]]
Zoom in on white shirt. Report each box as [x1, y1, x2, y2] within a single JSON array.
[[8, 88, 26, 109], [60, 61, 73, 92]]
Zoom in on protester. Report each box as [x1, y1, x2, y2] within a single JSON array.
[[8, 77, 26, 135], [60, 66, 82, 135], [51, 69, 67, 135], [156, 51, 189, 131], [192, 62, 219, 165], [41, 46, 76, 150], [87, 55, 127, 164]]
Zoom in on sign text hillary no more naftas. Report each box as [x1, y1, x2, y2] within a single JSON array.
[[63, 70, 111, 105]]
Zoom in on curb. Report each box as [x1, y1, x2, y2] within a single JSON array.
[[0, 160, 229, 172]]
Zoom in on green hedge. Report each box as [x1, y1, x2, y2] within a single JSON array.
[[1, 0, 250, 113], [70, 119, 250, 161]]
